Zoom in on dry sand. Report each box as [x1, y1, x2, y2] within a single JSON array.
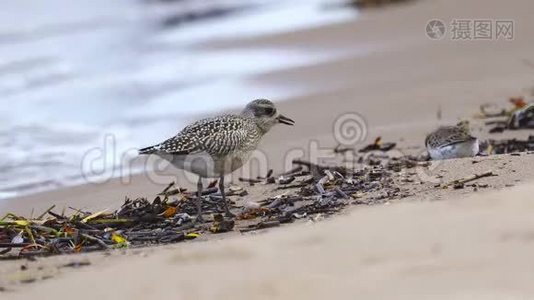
[[6, 183, 534, 300], [3, 0, 534, 298]]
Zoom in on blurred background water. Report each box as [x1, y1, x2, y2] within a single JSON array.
[[0, 0, 357, 199]]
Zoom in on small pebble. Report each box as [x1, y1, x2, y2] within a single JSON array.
[[244, 201, 261, 210]]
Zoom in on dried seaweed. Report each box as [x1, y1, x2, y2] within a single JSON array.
[[484, 136, 534, 154], [0, 139, 419, 260]]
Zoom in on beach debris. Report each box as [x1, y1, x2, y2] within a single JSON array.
[[239, 169, 276, 186], [479, 104, 508, 118], [442, 171, 495, 189], [243, 201, 261, 210], [334, 144, 356, 155], [483, 136, 534, 154], [478, 97, 527, 119], [508, 103, 534, 129], [477, 98, 534, 154], [0, 192, 201, 259], [359, 137, 396, 153], [292, 159, 349, 177], [278, 175, 296, 185], [61, 260, 91, 269], [344, 0, 416, 9], [209, 215, 235, 234], [479, 98, 534, 132], [0, 143, 441, 261], [185, 233, 200, 239], [240, 220, 281, 233], [238, 177, 262, 185], [227, 185, 247, 197]]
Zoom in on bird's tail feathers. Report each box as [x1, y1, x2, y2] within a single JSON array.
[[139, 145, 158, 155]]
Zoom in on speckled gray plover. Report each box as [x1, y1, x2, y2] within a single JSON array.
[[139, 99, 294, 221], [425, 121, 479, 160]]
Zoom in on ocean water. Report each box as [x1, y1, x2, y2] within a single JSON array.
[[0, 0, 357, 199]]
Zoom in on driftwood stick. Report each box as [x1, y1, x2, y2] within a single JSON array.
[[445, 171, 495, 187], [81, 234, 110, 250], [37, 205, 56, 220]]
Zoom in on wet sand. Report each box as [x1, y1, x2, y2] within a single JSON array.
[[3, 0, 534, 298]]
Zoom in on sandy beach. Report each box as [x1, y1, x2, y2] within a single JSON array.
[[3, 0, 534, 298]]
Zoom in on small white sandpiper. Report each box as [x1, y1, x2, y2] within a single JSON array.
[[139, 99, 294, 221], [425, 121, 479, 160]]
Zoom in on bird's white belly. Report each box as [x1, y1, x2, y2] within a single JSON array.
[[160, 150, 252, 178], [428, 139, 479, 160]]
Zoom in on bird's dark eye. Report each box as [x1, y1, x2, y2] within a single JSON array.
[[254, 106, 276, 117], [263, 107, 276, 116]]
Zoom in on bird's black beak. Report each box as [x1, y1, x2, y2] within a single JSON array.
[[277, 114, 295, 126]]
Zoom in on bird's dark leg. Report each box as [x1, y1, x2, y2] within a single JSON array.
[[219, 176, 235, 217], [196, 177, 204, 222]]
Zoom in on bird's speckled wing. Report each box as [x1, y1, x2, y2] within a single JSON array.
[[425, 126, 474, 149], [139, 115, 257, 156]]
